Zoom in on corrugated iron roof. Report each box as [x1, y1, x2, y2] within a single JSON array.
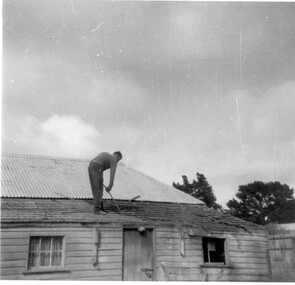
[[1, 153, 203, 204]]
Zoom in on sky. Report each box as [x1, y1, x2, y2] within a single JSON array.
[[2, 0, 295, 207]]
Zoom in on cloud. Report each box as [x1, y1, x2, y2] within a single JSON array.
[[3, 1, 294, 209], [132, 81, 295, 206], [2, 114, 101, 158], [204, 81, 295, 205], [86, 74, 148, 121], [3, 47, 149, 128]]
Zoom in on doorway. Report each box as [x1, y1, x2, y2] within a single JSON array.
[[123, 228, 154, 281]]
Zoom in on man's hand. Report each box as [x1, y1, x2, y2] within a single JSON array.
[[106, 186, 112, 192]]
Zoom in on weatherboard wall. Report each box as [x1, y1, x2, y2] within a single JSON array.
[[155, 227, 271, 282], [1, 223, 271, 281], [268, 233, 295, 281], [0, 225, 123, 280]]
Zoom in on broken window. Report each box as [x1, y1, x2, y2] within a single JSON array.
[[202, 237, 226, 264], [28, 236, 65, 270]]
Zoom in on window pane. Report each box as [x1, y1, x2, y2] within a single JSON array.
[[28, 252, 38, 268], [41, 237, 51, 251], [29, 237, 39, 252], [208, 241, 216, 251], [209, 251, 218, 262], [52, 237, 63, 251], [28, 236, 64, 269], [40, 252, 50, 266], [51, 252, 62, 266]]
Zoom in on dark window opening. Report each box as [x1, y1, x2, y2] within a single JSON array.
[[202, 237, 225, 264]]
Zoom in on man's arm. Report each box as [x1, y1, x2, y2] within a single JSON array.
[[106, 160, 117, 191]]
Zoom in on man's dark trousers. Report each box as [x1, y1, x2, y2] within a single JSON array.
[[88, 162, 104, 212]]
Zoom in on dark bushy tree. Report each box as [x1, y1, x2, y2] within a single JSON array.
[[226, 181, 295, 225], [173, 172, 222, 210]]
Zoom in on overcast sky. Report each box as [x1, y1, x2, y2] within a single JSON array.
[[2, 0, 295, 206]]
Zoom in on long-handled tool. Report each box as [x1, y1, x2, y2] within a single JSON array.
[[129, 195, 140, 201], [103, 185, 122, 214]]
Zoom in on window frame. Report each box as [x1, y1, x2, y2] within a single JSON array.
[[26, 234, 66, 273], [202, 237, 227, 265]]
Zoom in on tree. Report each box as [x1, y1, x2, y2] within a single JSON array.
[[226, 181, 295, 225], [173, 172, 222, 210]]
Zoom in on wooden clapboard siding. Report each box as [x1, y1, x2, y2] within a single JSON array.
[[227, 268, 269, 275], [1, 260, 26, 269], [1, 223, 271, 281], [67, 262, 122, 270], [20, 269, 123, 280], [168, 275, 202, 281], [155, 227, 202, 281], [228, 244, 268, 252], [156, 231, 180, 238], [202, 266, 269, 282], [269, 237, 293, 248], [225, 232, 270, 281], [156, 243, 181, 250], [1, 252, 28, 262], [66, 249, 121, 257], [155, 255, 202, 262], [156, 260, 201, 266], [65, 275, 122, 281], [154, 227, 270, 282], [206, 274, 270, 282], [1, 226, 94, 231], [227, 233, 269, 266], [166, 267, 201, 275], [228, 239, 268, 246], [156, 248, 203, 256], [229, 251, 268, 258], [268, 233, 295, 281], [0, 225, 123, 280], [1, 239, 29, 246], [232, 263, 269, 269]]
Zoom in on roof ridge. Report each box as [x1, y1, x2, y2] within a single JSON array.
[[1, 152, 90, 162]]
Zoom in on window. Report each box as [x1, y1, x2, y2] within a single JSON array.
[[202, 237, 225, 264], [28, 236, 65, 271]]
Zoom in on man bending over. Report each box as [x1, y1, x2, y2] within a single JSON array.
[[88, 151, 123, 214]]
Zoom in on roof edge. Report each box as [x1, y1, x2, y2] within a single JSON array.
[[0, 196, 203, 205]]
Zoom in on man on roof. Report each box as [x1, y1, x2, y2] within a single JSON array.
[[88, 151, 123, 214]]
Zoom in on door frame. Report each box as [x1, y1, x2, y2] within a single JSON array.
[[122, 225, 156, 281]]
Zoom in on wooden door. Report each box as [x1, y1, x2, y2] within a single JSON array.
[[123, 229, 154, 281]]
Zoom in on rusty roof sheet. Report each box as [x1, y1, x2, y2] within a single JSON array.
[[0, 198, 144, 224], [0, 198, 263, 233], [1, 153, 203, 204]]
